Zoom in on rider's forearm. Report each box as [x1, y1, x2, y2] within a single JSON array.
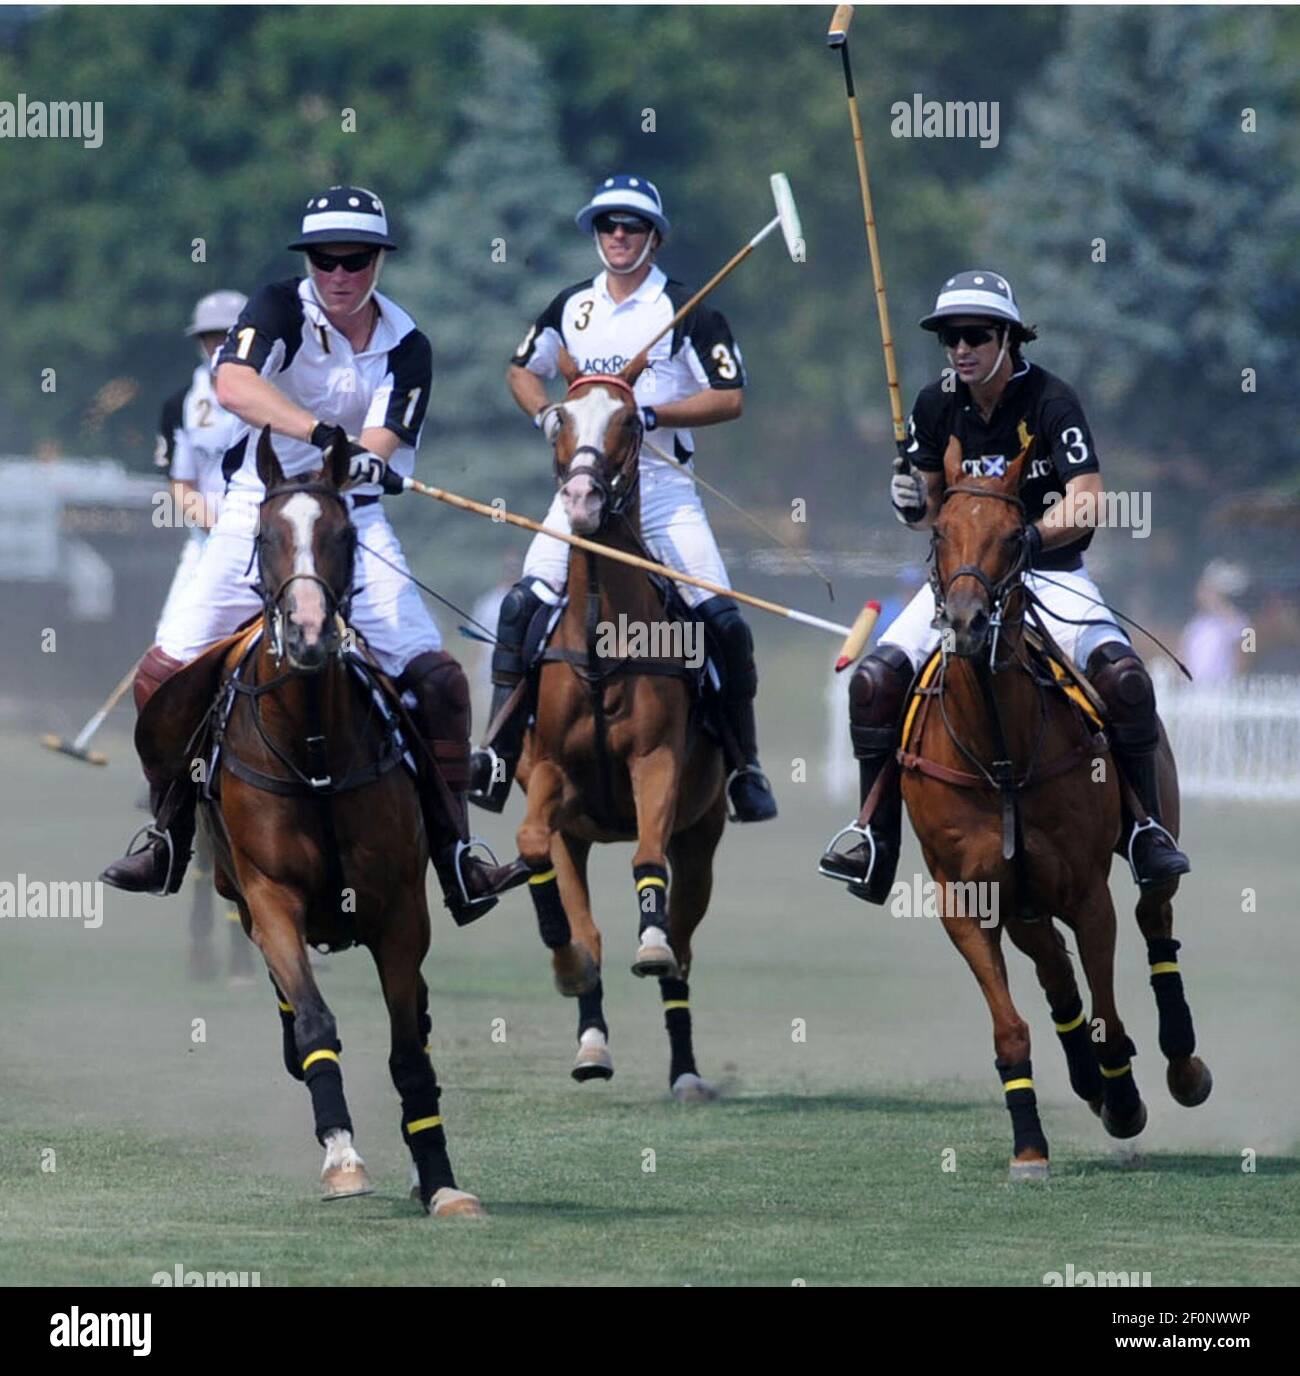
[[359, 428, 401, 461], [507, 364, 551, 421], [215, 363, 318, 444], [651, 388, 743, 429]]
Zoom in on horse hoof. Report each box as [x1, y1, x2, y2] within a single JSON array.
[[671, 1072, 718, 1104], [430, 1187, 486, 1219], [631, 927, 679, 980], [1008, 1157, 1050, 1183], [320, 1163, 374, 1201], [553, 944, 599, 997], [1101, 1099, 1148, 1140], [572, 1033, 614, 1082], [1168, 1056, 1213, 1107]]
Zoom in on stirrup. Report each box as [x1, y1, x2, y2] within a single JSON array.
[[121, 823, 176, 897], [1125, 816, 1185, 887], [469, 746, 502, 794], [453, 836, 502, 909], [817, 821, 876, 886], [724, 764, 775, 823]]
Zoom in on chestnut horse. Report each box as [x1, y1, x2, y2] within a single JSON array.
[[903, 437, 1210, 1179], [200, 430, 482, 1216], [515, 361, 727, 1100]]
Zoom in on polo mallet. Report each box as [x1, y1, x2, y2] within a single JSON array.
[[39, 656, 141, 766], [827, 5, 906, 454], [623, 173, 803, 379]]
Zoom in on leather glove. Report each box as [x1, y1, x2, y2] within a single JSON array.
[[891, 461, 926, 524], [342, 442, 388, 490], [534, 406, 564, 444]]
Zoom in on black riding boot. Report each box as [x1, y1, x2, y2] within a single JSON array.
[[818, 646, 913, 903], [101, 777, 197, 896], [1087, 642, 1190, 888], [468, 579, 548, 813], [400, 651, 530, 925], [698, 596, 777, 822]]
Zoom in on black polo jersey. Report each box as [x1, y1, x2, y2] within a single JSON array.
[[905, 361, 1100, 571]]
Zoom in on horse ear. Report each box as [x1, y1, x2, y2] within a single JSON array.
[[941, 433, 964, 487], [326, 430, 351, 490], [256, 426, 285, 489], [556, 346, 580, 386], [619, 349, 648, 387]]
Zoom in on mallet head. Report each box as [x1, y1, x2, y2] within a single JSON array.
[[769, 173, 804, 261], [827, 3, 854, 48], [40, 733, 108, 766]]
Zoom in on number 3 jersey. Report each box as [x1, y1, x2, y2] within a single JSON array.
[[510, 264, 745, 470], [905, 361, 1102, 571], [214, 277, 432, 499]]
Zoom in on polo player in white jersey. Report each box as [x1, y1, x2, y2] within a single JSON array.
[[819, 269, 1190, 901], [102, 186, 520, 922], [469, 173, 778, 824]]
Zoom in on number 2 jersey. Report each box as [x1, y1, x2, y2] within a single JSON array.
[[510, 264, 745, 470], [155, 361, 243, 521], [214, 277, 432, 499], [905, 360, 1102, 571]]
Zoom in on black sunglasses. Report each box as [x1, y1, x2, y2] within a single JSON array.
[[306, 246, 380, 274], [938, 324, 1001, 349], [594, 214, 651, 236]]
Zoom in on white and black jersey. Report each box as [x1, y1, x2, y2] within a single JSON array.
[[154, 361, 242, 512], [510, 265, 744, 465], [215, 277, 432, 497]]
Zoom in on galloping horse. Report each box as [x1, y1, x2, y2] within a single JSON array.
[[155, 429, 481, 1215], [515, 357, 728, 1100], [902, 436, 1210, 1178]]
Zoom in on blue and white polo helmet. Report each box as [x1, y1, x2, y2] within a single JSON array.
[[289, 185, 397, 251], [919, 270, 1022, 331], [577, 174, 669, 275]]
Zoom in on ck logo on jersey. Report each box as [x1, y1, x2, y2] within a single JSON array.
[[1028, 457, 1053, 480], [962, 455, 1006, 478]]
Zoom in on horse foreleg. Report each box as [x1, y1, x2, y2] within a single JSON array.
[[554, 834, 612, 1083], [1135, 885, 1211, 1108], [936, 875, 1049, 1179], [1004, 917, 1103, 1112], [1070, 880, 1148, 1139], [627, 746, 681, 980], [659, 796, 727, 1103], [250, 889, 370, 1200], [518, 760, 595, 996]]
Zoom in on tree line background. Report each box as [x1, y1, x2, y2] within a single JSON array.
[[2, 4, 1298, 614]]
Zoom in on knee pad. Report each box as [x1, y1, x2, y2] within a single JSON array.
[[1087, 641, 1157, 748], [133, 645, 186, 713], [400, 650, 471, 741], [849, 646, 914, 758], [697, 596, 756, 700], [491, 578, 552, 682]]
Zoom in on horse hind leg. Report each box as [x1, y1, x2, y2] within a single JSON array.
[[661, 799, 726, 1104], [1137, 887, 1212, 1108]]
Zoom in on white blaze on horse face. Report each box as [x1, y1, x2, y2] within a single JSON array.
[[280, 492, 327, 645], [558, 387, 627, 534]]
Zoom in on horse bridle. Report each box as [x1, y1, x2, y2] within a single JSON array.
[[548, 374, 644, 525], [254, 480, 357, 668]]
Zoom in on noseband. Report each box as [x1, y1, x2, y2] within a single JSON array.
[[255, 480, 356, 666], [550, 374, 644, 523], [931, 484, 1030, 647]]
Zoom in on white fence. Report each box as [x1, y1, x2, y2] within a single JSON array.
[[822, 664, 1300, 805]]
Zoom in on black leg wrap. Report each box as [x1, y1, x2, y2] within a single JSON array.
[[634, 862, 669, 937], [529, 867, 571, 950], [302, 1047, 351, 1144], [578, 980, 608, 1038], [1147, 937, 1196, 1060], [660, 977, 698, 1084], [1098, 1035, 1141, 1117], [1050, 995, 1103, 1103], [278, 1003, 304, 1082], [392, 1048, 455, 1204], [997, 1059, 1049, 1158]]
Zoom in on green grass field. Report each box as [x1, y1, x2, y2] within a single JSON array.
[[2, 691, 1298, 1287]]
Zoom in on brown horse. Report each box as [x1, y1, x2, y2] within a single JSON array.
[[902, 437, 1211, 1179], [197, 430, 482, 1215], [514, 361, 728, 1099]]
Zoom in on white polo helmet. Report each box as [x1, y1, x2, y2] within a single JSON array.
[[185, 289, 247, 337], [577, 174, 668, 276]]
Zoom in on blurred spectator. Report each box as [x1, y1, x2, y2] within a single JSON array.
[[1181, 559, 1249, 684]]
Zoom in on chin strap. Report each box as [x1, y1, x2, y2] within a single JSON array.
[[979, 326, 1010, 384], [594, 231, 656, 276], [305, 251, 386, 317]]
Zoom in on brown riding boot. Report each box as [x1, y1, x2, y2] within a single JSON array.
[[100, 646, 198, 896], [399, 651, 530, 925]]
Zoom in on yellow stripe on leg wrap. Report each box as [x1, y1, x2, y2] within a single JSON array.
[[662, 1000, 690, 1011], [528, 869, 557, 886], [278, 1001, 294, 1014], [406, 1115, 442, 1135], [1100, 1062, 1131, 1079], [1003, 1078, 1034, 1093], [636, 876, 667, 892], [1054, 1012, 1086, 1034], [301, 1049, 339, 1072], [1150, 961, 1180, 975]]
